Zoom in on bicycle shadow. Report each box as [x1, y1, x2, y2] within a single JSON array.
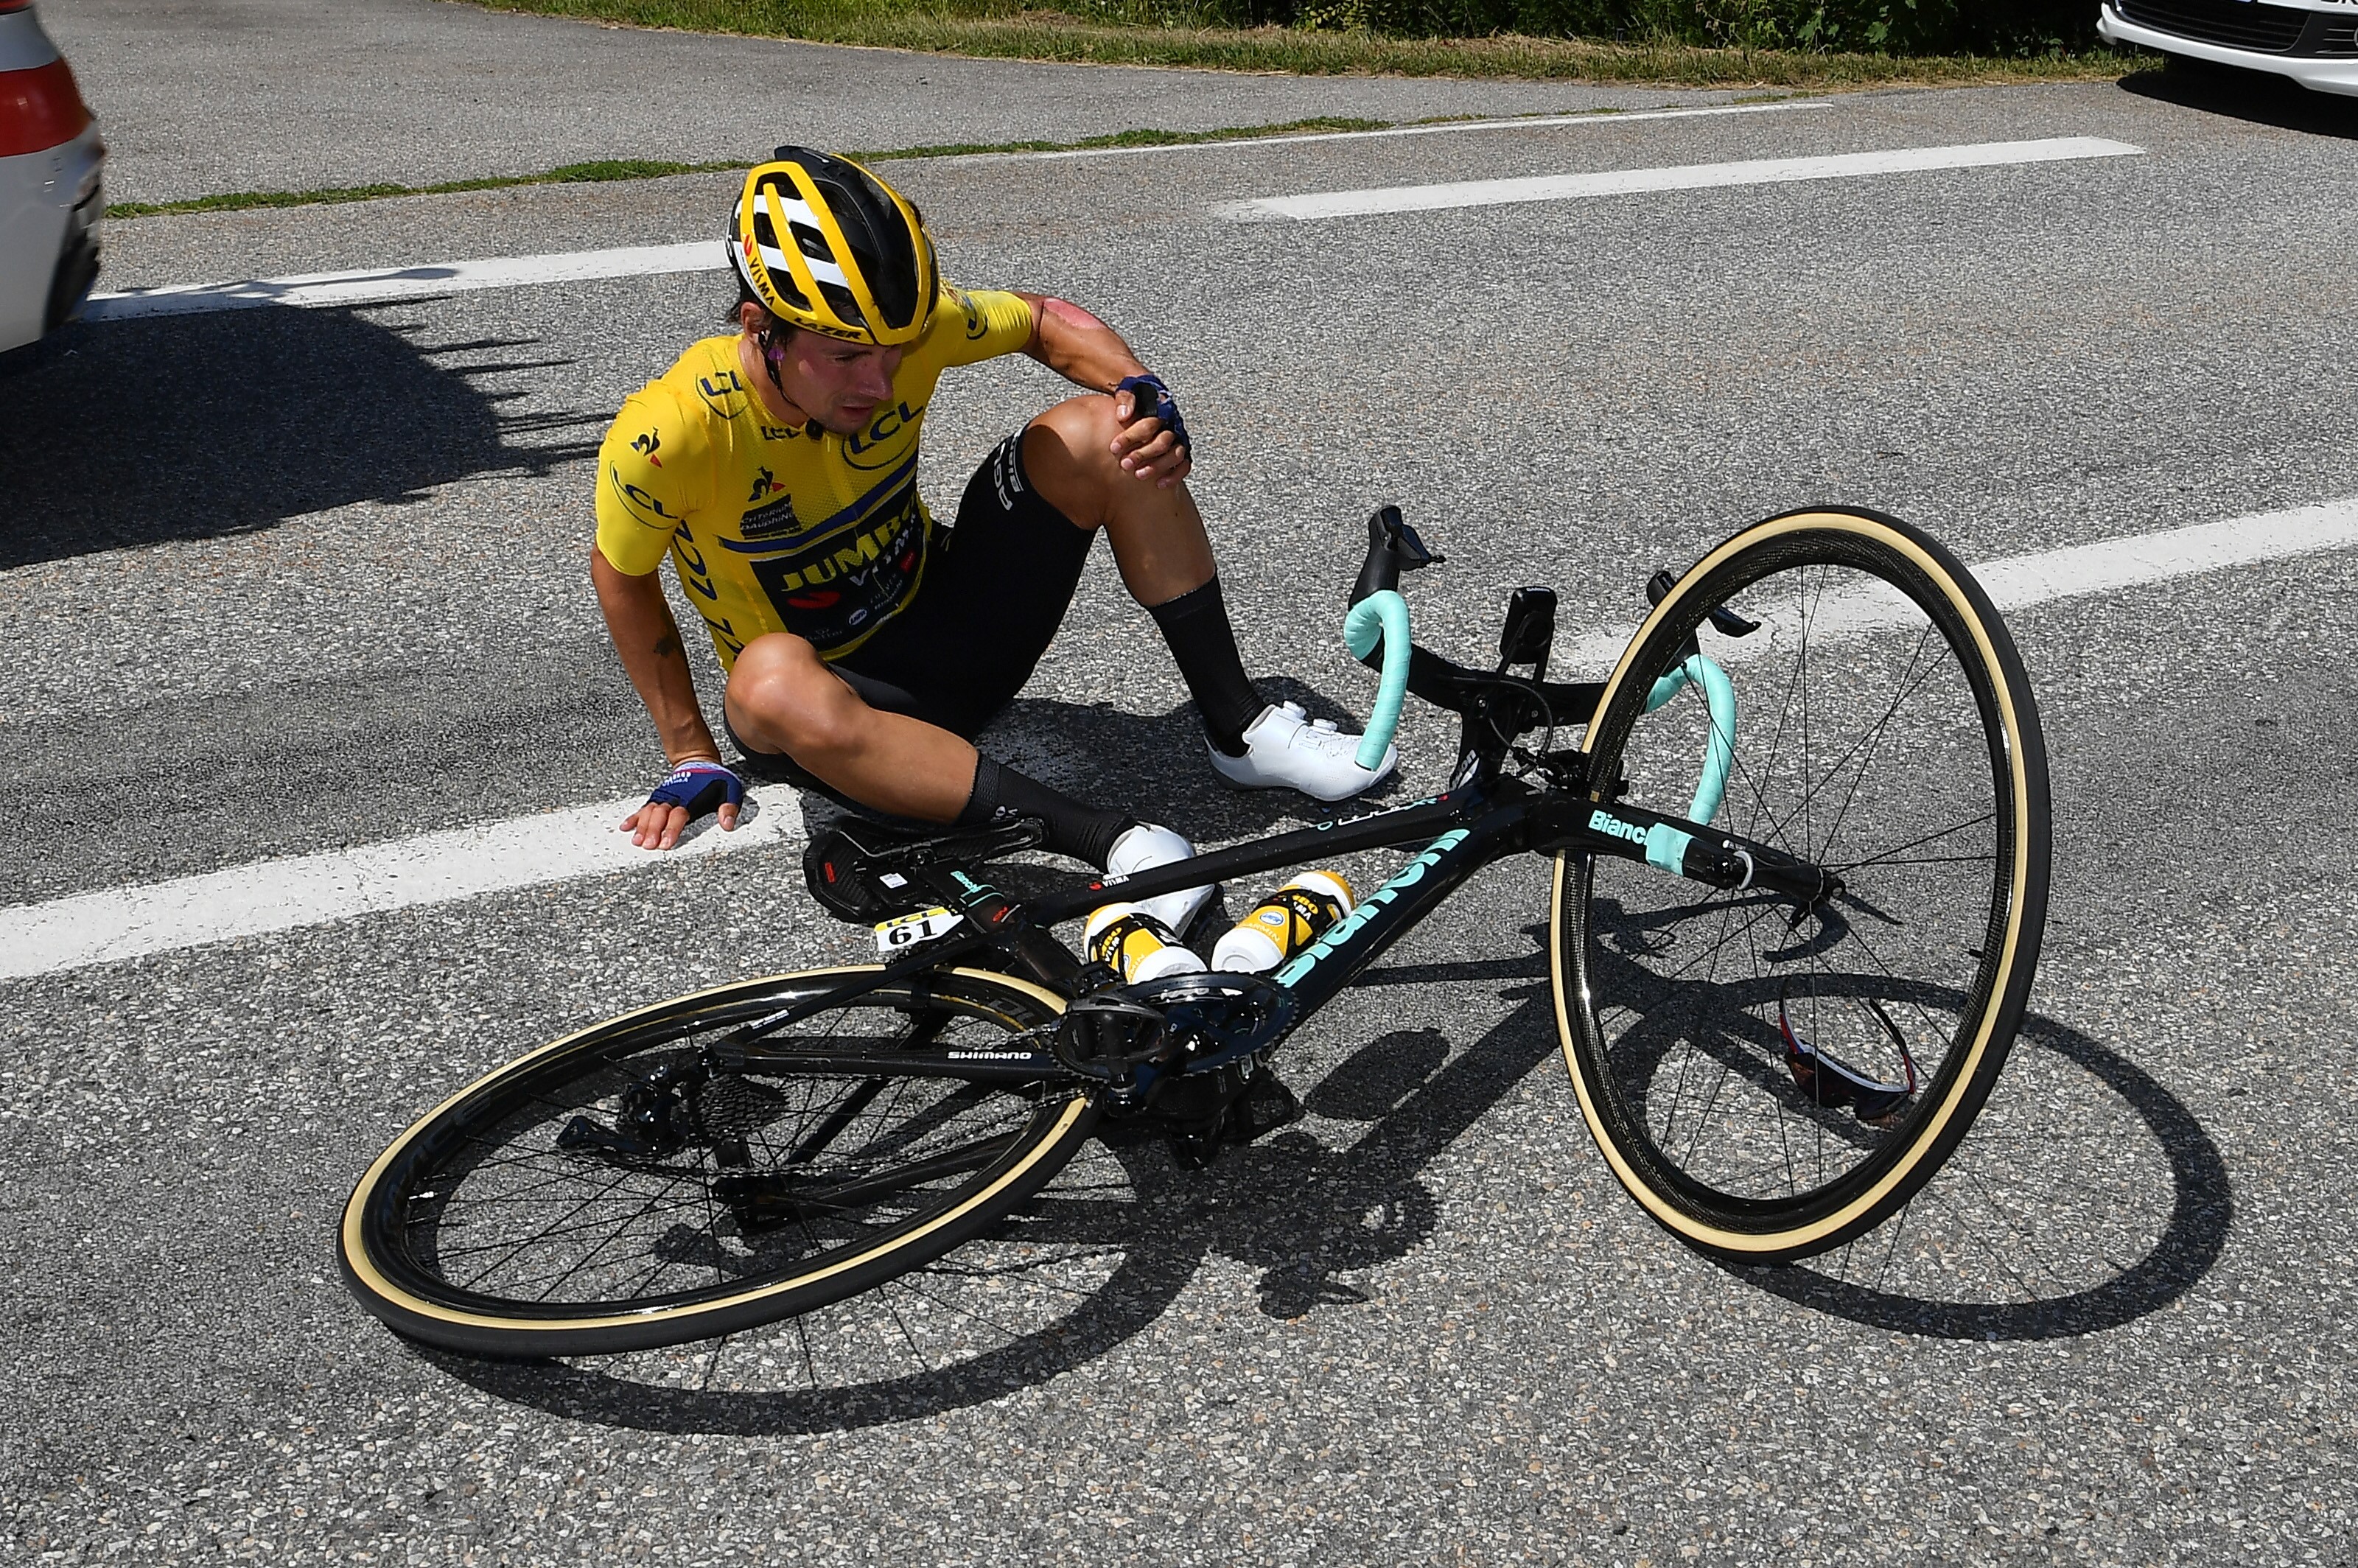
[[429, 925, 2231, 1434], [0, 306, 603, 570], [1728, 1005, 2233, 1340]]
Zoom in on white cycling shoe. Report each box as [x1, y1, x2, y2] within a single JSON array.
[[1105, 822, 1218, 937], [1208, 701, 1397, 803]]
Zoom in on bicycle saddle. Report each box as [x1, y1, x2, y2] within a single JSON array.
[[802, 815, 1050, 923]]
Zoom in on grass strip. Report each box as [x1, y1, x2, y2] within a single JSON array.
[[101, 115, 1493, 220], [105, 158, 732, 220], [469, 0, 2155, 86]]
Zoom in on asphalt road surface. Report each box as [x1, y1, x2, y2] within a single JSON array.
[[43, 0, 1749, 206], [4, 7, 2357, 1565]]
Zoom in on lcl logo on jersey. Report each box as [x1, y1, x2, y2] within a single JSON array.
[[696, 368, 748, 418], [607, 468, 676, 522], [844, 400, 926, 471], [952, 286, 985, 341]]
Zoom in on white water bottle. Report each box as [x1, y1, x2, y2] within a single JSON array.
[[1211, 871, 1356, 974], [1084, 902, 1207, 984]]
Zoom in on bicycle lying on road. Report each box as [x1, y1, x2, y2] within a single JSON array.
[[340, 505, 2051, 1358]]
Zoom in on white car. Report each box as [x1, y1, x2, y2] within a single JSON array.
[[2099, 0, 2358, 95], [0, 0, 101, 354]]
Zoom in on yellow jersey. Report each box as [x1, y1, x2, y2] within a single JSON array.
[[594, 286, 1037, 668]]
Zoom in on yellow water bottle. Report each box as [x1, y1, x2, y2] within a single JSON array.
[[1211, 871, 1355, 974], [1084, 902, 1207, 983]]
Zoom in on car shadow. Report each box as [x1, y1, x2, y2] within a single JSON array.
[[0, 305, 603, 570], [425, 925, 2230, 1435], [2117, 61, 2358, 138]]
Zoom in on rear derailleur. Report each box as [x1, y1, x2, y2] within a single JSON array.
[[555, 1054, 713, 1163]]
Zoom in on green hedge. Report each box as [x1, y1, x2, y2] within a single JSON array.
[[1080, 0, 2099, 51]]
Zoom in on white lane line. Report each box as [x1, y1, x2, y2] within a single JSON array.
[[1556, 494, 2358, 674], [78, 104, 1830, 322], [83, 239, 724, 321], [5, 496, 2353, 981], [1010, 101, 1829, 162], [0, 795, 802, 981], [1218, 135, 2145, 222]]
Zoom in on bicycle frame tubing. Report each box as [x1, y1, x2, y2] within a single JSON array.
[[1029, 788, 1483, 929], [718, 768, 1833, 1093]]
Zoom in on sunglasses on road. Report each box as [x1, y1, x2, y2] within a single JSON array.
[[1777, 984, 1919, 1124]]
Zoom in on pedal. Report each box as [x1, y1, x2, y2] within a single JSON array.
[[1161, 1068, 1300, 1169]]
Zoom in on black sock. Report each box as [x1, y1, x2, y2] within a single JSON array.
[[956, 755, 1134, 868], [1146, 576, 1262, 758]]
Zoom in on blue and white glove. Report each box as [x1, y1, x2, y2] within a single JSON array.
[[1114, 372, 1191, 461], [645, 758, 745, 822]]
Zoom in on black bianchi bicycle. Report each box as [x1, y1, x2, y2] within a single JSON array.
[[340, 505, 2050, 1358]]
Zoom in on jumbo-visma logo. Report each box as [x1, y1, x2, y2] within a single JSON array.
[[843, 400, 926, 471]]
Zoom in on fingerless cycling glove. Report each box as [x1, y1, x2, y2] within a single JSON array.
[[646, 759, 746, 819], [1115, 372, 1190, 460]]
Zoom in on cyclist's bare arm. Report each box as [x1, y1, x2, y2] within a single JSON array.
[[591, 545, 740, 849], [1012, 293, 1186, 488]]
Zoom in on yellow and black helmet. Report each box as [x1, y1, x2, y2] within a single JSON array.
[[730, 146, 939, 347]]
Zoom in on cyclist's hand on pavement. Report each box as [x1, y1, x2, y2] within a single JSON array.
[[1112, 373, 1191, 489], [620, 758, 745, 850]]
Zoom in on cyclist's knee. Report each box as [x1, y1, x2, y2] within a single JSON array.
[[727, 634, 861, 757], [1021, 394, 1127, 525]]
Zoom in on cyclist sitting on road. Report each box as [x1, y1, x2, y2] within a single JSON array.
[[592, 147, 1395, 925]]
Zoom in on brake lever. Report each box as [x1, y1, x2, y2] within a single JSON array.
[[1645, 566, 1760, 637], [1351, 505, 1444, 605]]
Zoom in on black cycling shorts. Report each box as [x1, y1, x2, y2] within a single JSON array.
[[726, 427, 1093, 789]]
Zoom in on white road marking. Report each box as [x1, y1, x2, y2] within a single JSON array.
[[0, 795, 801, 980], [1217, 136, 2145, 222], [5, 496, 2351, 980], [83, 240, 725, 321], [78, 102, 1827, 322], [1557, 496, 2358, 674], [1010, 100, 1828, 162]]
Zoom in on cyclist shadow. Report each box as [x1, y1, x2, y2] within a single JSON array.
[[431, 923, 2231, 1434], [980, 678, 1416, 836], [0, 306, 603, 570], [774, 678, 1414, 873]]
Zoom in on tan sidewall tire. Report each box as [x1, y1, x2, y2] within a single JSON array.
[[1547, 508, 2047, 1260], [338, 966, 1090, 1356]]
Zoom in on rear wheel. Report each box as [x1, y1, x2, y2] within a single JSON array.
[[340, 966, 1096, 1357], [1554, 508, 2050, 1261]]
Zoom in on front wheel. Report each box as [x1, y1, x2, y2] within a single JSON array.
[[340, 966, 1096, 1357], [1553, 508, 2051, 1262]]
